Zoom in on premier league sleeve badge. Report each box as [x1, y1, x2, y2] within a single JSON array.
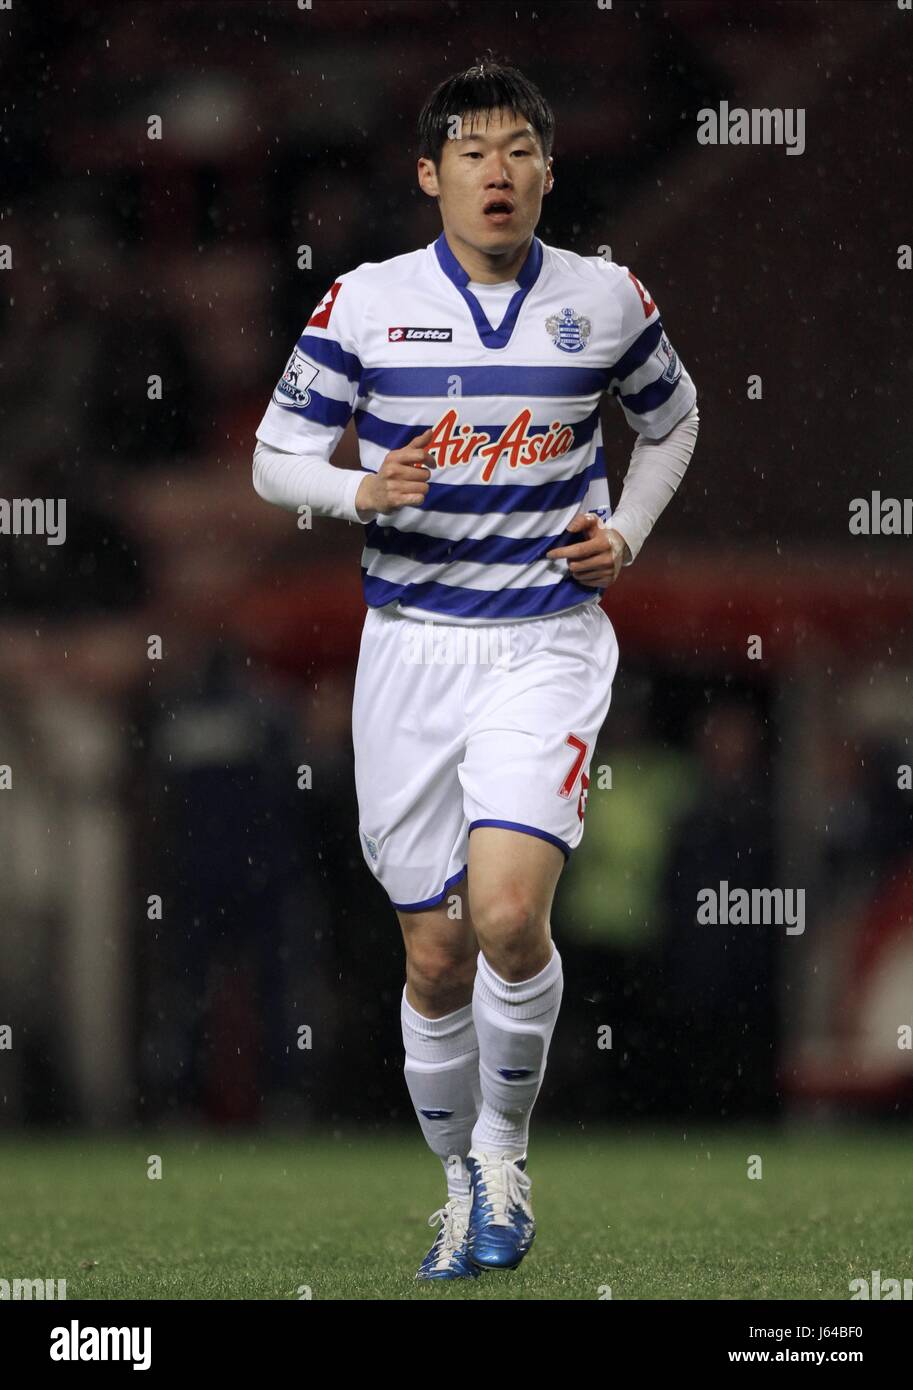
[[654, 332, 682, 385], [273, 348, 320, 408]]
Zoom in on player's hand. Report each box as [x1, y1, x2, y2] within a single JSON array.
[[354, 427, 434, 515], [546, 513, 628, 588]]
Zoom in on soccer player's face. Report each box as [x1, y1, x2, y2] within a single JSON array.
[[425, 107, 553, 254]]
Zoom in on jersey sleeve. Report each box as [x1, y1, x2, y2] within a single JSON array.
[[606, 266, 697, 439], [254, 272, 363, 455]]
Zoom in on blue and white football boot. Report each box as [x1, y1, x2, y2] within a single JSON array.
[[415, 1194, 481, 1280], [466, 1149, 535, 1270]]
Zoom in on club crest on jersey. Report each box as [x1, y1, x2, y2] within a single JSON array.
[[273, 349, 319, 408], [545, 307, 591, 354], [655, 332, 682, 385]]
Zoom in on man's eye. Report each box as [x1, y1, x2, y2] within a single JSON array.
[[511, 150, 530, 156]]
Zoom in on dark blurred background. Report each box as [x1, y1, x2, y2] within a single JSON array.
[[1, 0, 911, 1133]]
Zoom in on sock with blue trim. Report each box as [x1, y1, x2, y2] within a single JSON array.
[[401, 988, 481, 1197], [470, 945, 563, 1156]]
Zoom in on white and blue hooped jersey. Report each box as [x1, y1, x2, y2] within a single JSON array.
[[255, 233, 697, 624]]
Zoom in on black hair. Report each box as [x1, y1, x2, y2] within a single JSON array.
[[417, 51, 555, 166]]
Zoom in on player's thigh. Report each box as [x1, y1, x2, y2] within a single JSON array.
[[467, 825, 564, 948], [353, 608, 470, 910], [460, 602, 616, 853], [397, 878, 478, 1009]]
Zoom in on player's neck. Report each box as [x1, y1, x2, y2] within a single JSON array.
[[442, 228, 532, 284]]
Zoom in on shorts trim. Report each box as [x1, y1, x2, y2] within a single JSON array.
[[390, 863, 468, 914], [468, 819, 572, 861]]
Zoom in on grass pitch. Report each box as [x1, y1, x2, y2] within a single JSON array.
[[0, 1126, 909, 1300]]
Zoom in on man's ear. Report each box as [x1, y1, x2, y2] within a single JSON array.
[[543, 156, 555, 195], [417, 157, 440, 200]]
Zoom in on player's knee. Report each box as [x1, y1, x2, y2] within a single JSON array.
[[472, 895, 549, 979], [405, 940, 477, 1009]]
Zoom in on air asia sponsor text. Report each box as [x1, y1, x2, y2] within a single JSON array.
[[422, 408, 575, 483]]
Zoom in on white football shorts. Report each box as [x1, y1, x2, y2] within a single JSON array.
[[351, 598, 619, 912]]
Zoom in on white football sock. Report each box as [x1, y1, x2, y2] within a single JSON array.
[[401, 988, 481, 1198], [471, 945, 563, 1157]]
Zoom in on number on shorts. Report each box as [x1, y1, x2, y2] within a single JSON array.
[[558, 733, 588, 799], [577, 771, 589, 823]]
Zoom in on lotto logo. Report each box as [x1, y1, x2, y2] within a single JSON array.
[[307, 281, 342, 329], [627, 271, 655, 318], [388, 327, 453, 342]]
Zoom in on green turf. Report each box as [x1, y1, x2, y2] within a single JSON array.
[[0, 1127, 910, 1299]]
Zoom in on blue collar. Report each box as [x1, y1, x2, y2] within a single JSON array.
[[433, 231, 543, 350]]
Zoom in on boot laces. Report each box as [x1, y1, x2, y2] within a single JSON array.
[[475, 1153, 531, 1226], [426, 1196, 471, 1265]]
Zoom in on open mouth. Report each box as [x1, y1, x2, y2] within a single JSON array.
[[483, 199, 515, 221]]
